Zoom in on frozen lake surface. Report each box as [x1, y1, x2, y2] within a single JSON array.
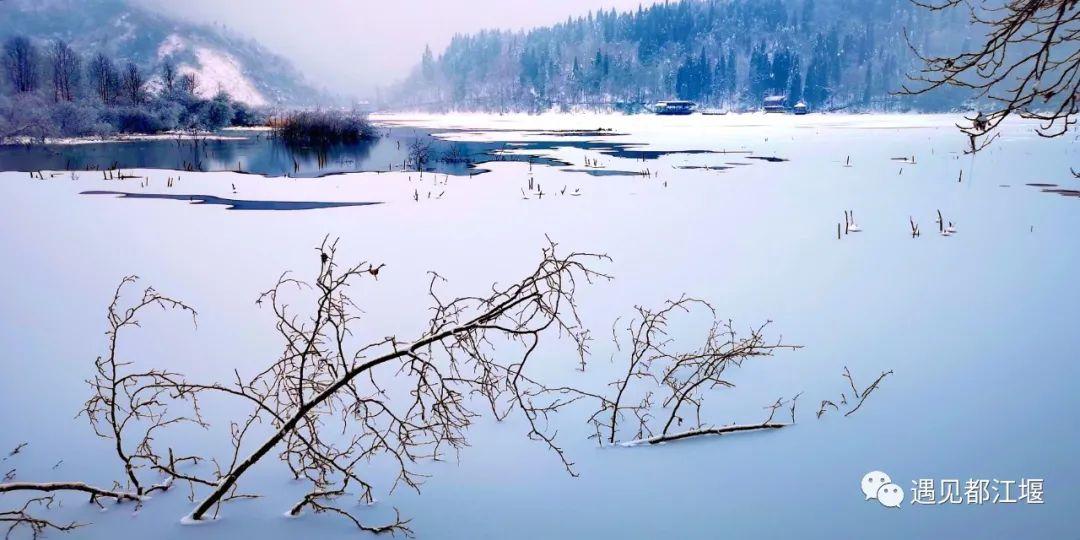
[[0, 113, 1077, 539]]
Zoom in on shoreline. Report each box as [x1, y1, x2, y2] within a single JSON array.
[[0, 127, 273, 147]]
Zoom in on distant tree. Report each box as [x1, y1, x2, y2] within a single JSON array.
[[3, 36, 40, 93], [160, 59, 177, 93], [770, 48, 793, 95], [804, 43, 831, 108], [393, 0, 977, 112], [230, 100, 265, 127], [862, 65, 874, 105], [407, 136, 433, 170], [421, 44, 436, 81], [121, 62, 144, 105], [676, 55, 700, 100], [177, 72, 199, 95], [722, 51, 737, 97], [0, 92, 54, 141], [749, 45, 769, 98], [49, 40, 80, 102], [87, 53, 120, 104], [50, 100, 96, 135], [201, 91, 233, 130], [787, 54, 804, 103]]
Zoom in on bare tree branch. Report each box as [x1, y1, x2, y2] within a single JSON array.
[[3, 237, 611, 536], [589, 296, 801, 446], [902, 0, 1080, 151], [0, 496, 82, 540]]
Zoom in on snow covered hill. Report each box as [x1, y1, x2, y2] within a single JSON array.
[[0, 0, 324, 106]]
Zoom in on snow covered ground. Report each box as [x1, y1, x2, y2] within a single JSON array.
[[0, 113, 1077, 538]]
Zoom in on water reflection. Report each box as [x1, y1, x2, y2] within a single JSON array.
[[0, 126, 783, 178]]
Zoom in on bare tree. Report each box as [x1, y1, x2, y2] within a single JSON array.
[[438, 143, 473, 164], [87, 53, 119, 105], [587, 296, 802, 445], [80, 277, 200, 498], [903, 0, 1080, 151], [160, 59, 177, 93], [177, 72, 199, 95], [121, 62, 144, 105], [1, 238, 610, 534], [407, 137, 433, 171], [3, 36, 40, 94], [49, 40, 80, 102]]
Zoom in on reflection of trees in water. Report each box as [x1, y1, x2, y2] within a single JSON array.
[[197, 138, 242, 171], [3, 130, 521, 177], [277, 138, 378, 176]]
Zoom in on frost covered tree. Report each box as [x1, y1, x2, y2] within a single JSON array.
[[87, 53, 120, 105], [49, 40, 80, 102], [177, 72, 199, 95], [421, 44, 436, 82], [394, 0, 972, 111], [202, 91, 234, 130], [121, 62, 144, 105], [3, 36, 40, 94], [160, 59, 177, 93], [0, 32, 267, 139]]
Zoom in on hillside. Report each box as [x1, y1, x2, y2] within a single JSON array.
[[393, 0, 974, 112], [0, 0, 322, 106]]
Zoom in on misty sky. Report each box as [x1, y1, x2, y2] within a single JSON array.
[[141, 0, 656, 98]]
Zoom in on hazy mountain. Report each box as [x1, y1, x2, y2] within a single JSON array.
[[394, 0, 975, 112], [0, 0, 323, 106]]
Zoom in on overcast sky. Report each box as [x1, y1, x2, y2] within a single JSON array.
[[142, 0, 655, 98]]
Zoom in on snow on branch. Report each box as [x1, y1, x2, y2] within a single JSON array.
[[1, 236, 611, 536], [0, 238, 894, 536], [587, 296, 803, 446]]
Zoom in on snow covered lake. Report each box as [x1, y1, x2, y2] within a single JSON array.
[[0, 113, 1077, 538]]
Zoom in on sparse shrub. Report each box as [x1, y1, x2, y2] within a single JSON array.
[[439, 142, 472, 164], [274, 110, 378, 146], [407, 137, 433, 170]]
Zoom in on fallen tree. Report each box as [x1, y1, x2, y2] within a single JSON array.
[[0, 237, 610, 535], [0, 239, 890, 537], [587, 296, 803, 446]]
